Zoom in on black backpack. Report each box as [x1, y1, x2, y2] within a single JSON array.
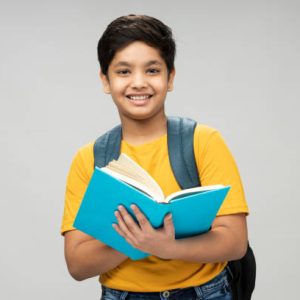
[[93, 116, 256, 300]]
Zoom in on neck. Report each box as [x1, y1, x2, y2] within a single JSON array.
[[120, 111, 167, 146]]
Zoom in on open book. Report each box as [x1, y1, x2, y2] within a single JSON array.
[[74, 154, 230, 260], [101, 153, 224, 203]]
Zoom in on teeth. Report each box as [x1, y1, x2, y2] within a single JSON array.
[[128, 95, 150, 100]]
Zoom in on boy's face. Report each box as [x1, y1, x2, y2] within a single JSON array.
[[100, 41, 175, 121]]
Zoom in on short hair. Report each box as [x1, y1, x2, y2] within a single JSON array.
[[97, 14, 176, 76]]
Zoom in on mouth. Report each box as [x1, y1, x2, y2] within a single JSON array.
[[126, 94, 153, 100], [126, 94, 153, 106]]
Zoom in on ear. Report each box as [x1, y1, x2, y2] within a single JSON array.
[[99, 71, 111, 94], [167, 68, 176, 92]]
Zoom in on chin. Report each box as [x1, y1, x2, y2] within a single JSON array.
[[122, 109, 164, 122]]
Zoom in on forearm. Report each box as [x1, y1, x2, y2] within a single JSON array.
[[171, 216, 248, 263], [66, 239, 127, 281]]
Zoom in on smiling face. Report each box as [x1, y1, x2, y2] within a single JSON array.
[[100, 41, 175, 121]]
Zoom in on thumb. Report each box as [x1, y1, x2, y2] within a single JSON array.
[[163, 213, 174, 234]]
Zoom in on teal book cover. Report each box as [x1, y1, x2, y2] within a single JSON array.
[[73, 167, 230, 260]]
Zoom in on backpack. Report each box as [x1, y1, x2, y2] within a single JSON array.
[[93, 116, 256, 300]]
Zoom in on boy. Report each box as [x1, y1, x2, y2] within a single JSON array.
[[61, 14, 249, 300]]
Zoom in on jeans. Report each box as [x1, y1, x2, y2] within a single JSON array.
[[100, 268, 232, 300]]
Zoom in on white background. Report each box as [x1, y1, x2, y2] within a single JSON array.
[[1, 0, 299, 299]]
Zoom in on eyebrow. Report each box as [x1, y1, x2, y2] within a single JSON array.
[[112, 60, 163, 68]]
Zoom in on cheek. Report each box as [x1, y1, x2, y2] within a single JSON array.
[[151, 78, 169, 92], [110, 80, 127, 95]]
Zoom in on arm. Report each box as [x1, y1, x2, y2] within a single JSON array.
[[114, 205, 247, 263], [171, 213, 248, 263], [62, 147, 127, 281], [64, 230, 128, 281]]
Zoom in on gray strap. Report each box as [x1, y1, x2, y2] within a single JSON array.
[[93, 124, 122, 168], [167, 116, 201, 189], [93, 116, 200, 189]]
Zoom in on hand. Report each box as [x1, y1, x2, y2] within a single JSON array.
[[112, 204, 177, 259]]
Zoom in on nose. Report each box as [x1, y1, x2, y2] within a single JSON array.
[[130, 71, 147, 89]]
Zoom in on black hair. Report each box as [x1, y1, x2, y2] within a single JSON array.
[[97, 14, 176, 76]]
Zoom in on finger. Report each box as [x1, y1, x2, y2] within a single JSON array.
[[117, 205, 141, 236], [112, 222, 125, 237], [163, 213, 175, 235], [131, 204, 153, 231], [114, 209, 136, 241], [112, 222, 136, 245]]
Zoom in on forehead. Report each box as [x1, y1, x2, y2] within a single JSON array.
[[110, 41, 165, 67]]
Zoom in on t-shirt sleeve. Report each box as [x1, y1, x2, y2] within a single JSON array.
[[194, 125, 249, 215], [60, 143, 94, 235]]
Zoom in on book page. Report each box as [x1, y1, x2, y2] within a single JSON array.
[[100, 167, 158, 199], [165, 185, 224, 203], [102, 154, 165, 202]]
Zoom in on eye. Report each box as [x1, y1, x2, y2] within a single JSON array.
[[147, 68, 160, 74], [116, 69, 130, 75]]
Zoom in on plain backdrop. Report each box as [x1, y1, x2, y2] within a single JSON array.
[[1, 0, 299, 299]]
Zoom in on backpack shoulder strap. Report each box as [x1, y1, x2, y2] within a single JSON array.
[[167, 116, 201, 189], [93, 116, 201, 190], [93, 124, 122, 168]]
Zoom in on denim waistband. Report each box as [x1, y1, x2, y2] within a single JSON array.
[[101, 267, 232, 300]]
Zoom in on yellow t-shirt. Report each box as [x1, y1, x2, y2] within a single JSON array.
[[61, 124, 249, 292]]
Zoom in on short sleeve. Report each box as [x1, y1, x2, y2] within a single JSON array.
[[60, 143, 94, 235], [194, 125, 249, 215]]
